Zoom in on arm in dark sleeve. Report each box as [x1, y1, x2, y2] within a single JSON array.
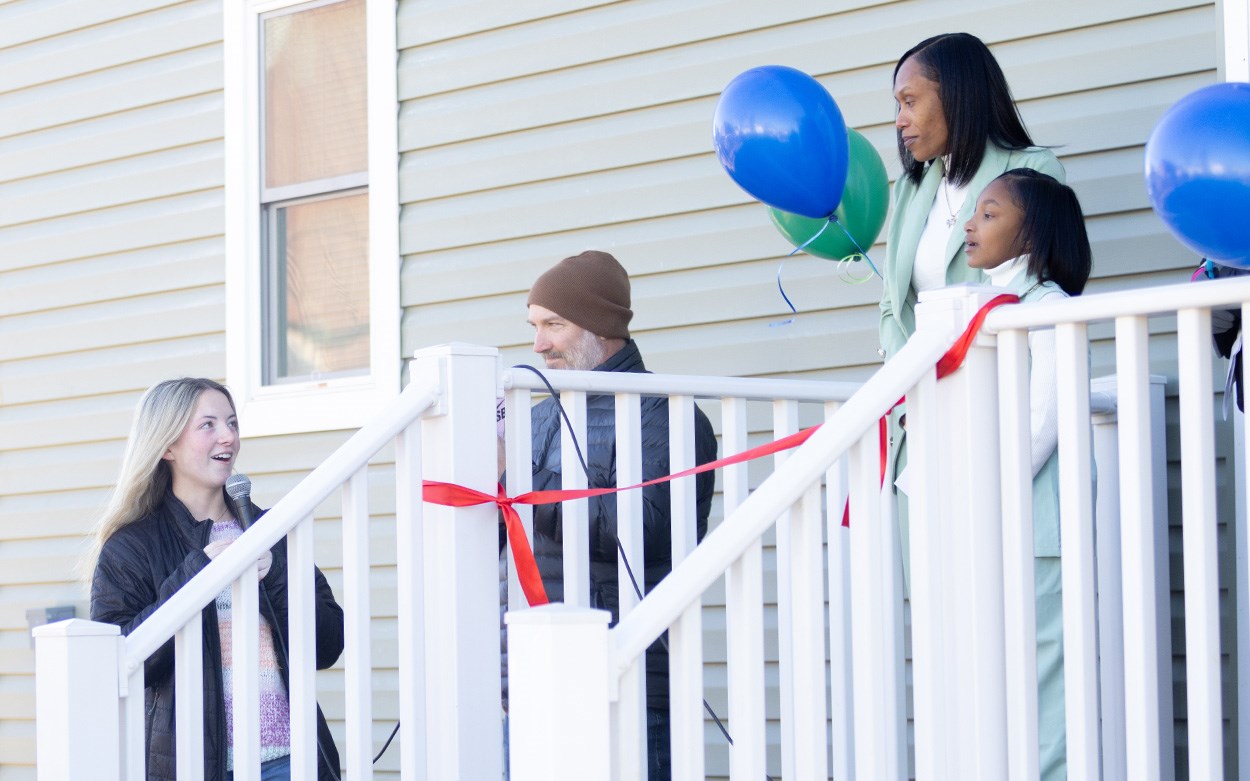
[[90, 533, 210, 686]]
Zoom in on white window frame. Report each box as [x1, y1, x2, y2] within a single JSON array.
[[224, 0, 399, 436]]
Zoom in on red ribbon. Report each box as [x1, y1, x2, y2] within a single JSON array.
[[424, 295, 1019, 606]]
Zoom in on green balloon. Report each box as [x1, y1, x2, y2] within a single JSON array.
[[768, 128, 889, 261]]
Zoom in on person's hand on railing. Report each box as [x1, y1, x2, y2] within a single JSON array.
[[203, 539, 272, 581]]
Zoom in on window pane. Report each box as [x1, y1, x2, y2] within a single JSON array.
[[267, 192, 370, 382], [263, 0, 367, 189]]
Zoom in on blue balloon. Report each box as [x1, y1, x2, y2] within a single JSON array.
[[1145, 82, 1250, 267], [713, 65, 849, 219]]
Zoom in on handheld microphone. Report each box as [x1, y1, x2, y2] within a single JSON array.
[[225, 473, 256, 529]]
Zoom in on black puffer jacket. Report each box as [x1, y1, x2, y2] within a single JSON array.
[[90, 490, 344, 781], [512, 340, 717, 711]]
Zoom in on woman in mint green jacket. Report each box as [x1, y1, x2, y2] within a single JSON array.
[[882, 33, 1067, 574], [881, 34, 1069, 777], [881, 32, 1065, 359]]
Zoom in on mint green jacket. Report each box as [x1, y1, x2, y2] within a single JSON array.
[[878, 145, 1065, 359], [1016, 278, 1066, 558]]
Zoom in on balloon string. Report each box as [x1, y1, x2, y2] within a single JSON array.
[[828, 216, 883, 279], [788, 218, 833, 256], [771, 259, 797, 327], [772, 218, 837, 327]]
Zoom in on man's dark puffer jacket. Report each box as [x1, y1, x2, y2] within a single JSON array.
[[520, 339, 717, 712], [90, 489, 344, 781]]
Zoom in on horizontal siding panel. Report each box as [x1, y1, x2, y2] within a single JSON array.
[[1025, 72, 1216, 158], [396, 0, 618, 48], [0, 491, 105, 544], [0, 287, 222, 362], [1087, 211, 1194, 280], [0, 730, 34, 771], [0, 681, 33, 720], [401, 0, 841, 99], [0, 394, 139, 451], [0, 585, 89, 632], [0, 190, 222, 272], [0, 548, 83, 587], [0, 94, 222, 186], [1, 239, 224, 318], [0, 336, 223, 405], [0, 0, 187, 49], [397, 0, 1196, 148], [0, 0, 220, 96], [0, 45, 222, 140], [400, 203, 804, 306], [0, 647, 34, 677], [0, 441, 131, 496], [1003, 6, 1215, 102], [0, 143, 222, 230], [400, 156, 747, 252]]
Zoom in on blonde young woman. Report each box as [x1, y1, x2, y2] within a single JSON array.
[[85, 378, 343, 781]]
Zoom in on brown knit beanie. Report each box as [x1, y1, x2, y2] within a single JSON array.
[[527, 250, 633, 339]]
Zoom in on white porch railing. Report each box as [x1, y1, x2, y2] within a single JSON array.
[[35, 276, 1250, 780], [506, 278, 1246, 781], [34, 343, 506, 781]]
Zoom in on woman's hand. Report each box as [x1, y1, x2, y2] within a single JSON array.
[[203, 539, 272, 580]]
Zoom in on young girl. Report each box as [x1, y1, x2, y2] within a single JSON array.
[[85, 378, 344, 781], [964, 167, 1092, 781]]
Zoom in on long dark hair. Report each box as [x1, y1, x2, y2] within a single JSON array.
[[894, 33, 1036, 186], [996, 168, 1092, 296]]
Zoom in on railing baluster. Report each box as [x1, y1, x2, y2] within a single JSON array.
[[287, 515, 317, 781], [1114, 315, 1173, 781], [723, 397, 766, 781], [395, 422, 427, 779], [175, 614, 204, 781], [848, 416, 886, 780], [824, 400, 853, 781], [505, 385, 536, 612], [668, 394, 704, 781], [232, 565, 261, 781], [123, 667, 145, 781], [561, 390, 591, 606], [1176, 307, 1224, 780], [997, 327, 1039, 781], [1091, 376, 1127, 780], [343, 467, 373, 780], [906, 367, 943, 779], [771, 399, 799, 779], [612, 391, 645, 781], [791, 480, 828, 779], [1055, 321, 1097, 781]]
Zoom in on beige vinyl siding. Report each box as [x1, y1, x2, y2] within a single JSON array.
[[0, 0, 1236, 778], [396, 0, 1224, 777], [0, 1, 233, 775]]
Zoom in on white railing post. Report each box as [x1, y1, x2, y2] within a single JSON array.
[[33, 619, 122, 781], [412, 343, 502, 780], [910, 285, 1009, 780], [508, 604, 612, 781], [1090, 376, 1126, 780]]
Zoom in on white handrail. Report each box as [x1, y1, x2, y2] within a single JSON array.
[[608, 327, 954, 671], [985, 275, 1250, 330], [123, 379, 442, 670], [503, 365, 861, 402]]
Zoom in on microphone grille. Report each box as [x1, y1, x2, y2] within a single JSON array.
[[225, 473, 252, 502]]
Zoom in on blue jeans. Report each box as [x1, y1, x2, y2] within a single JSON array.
[[227, 755, 290, 781]]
